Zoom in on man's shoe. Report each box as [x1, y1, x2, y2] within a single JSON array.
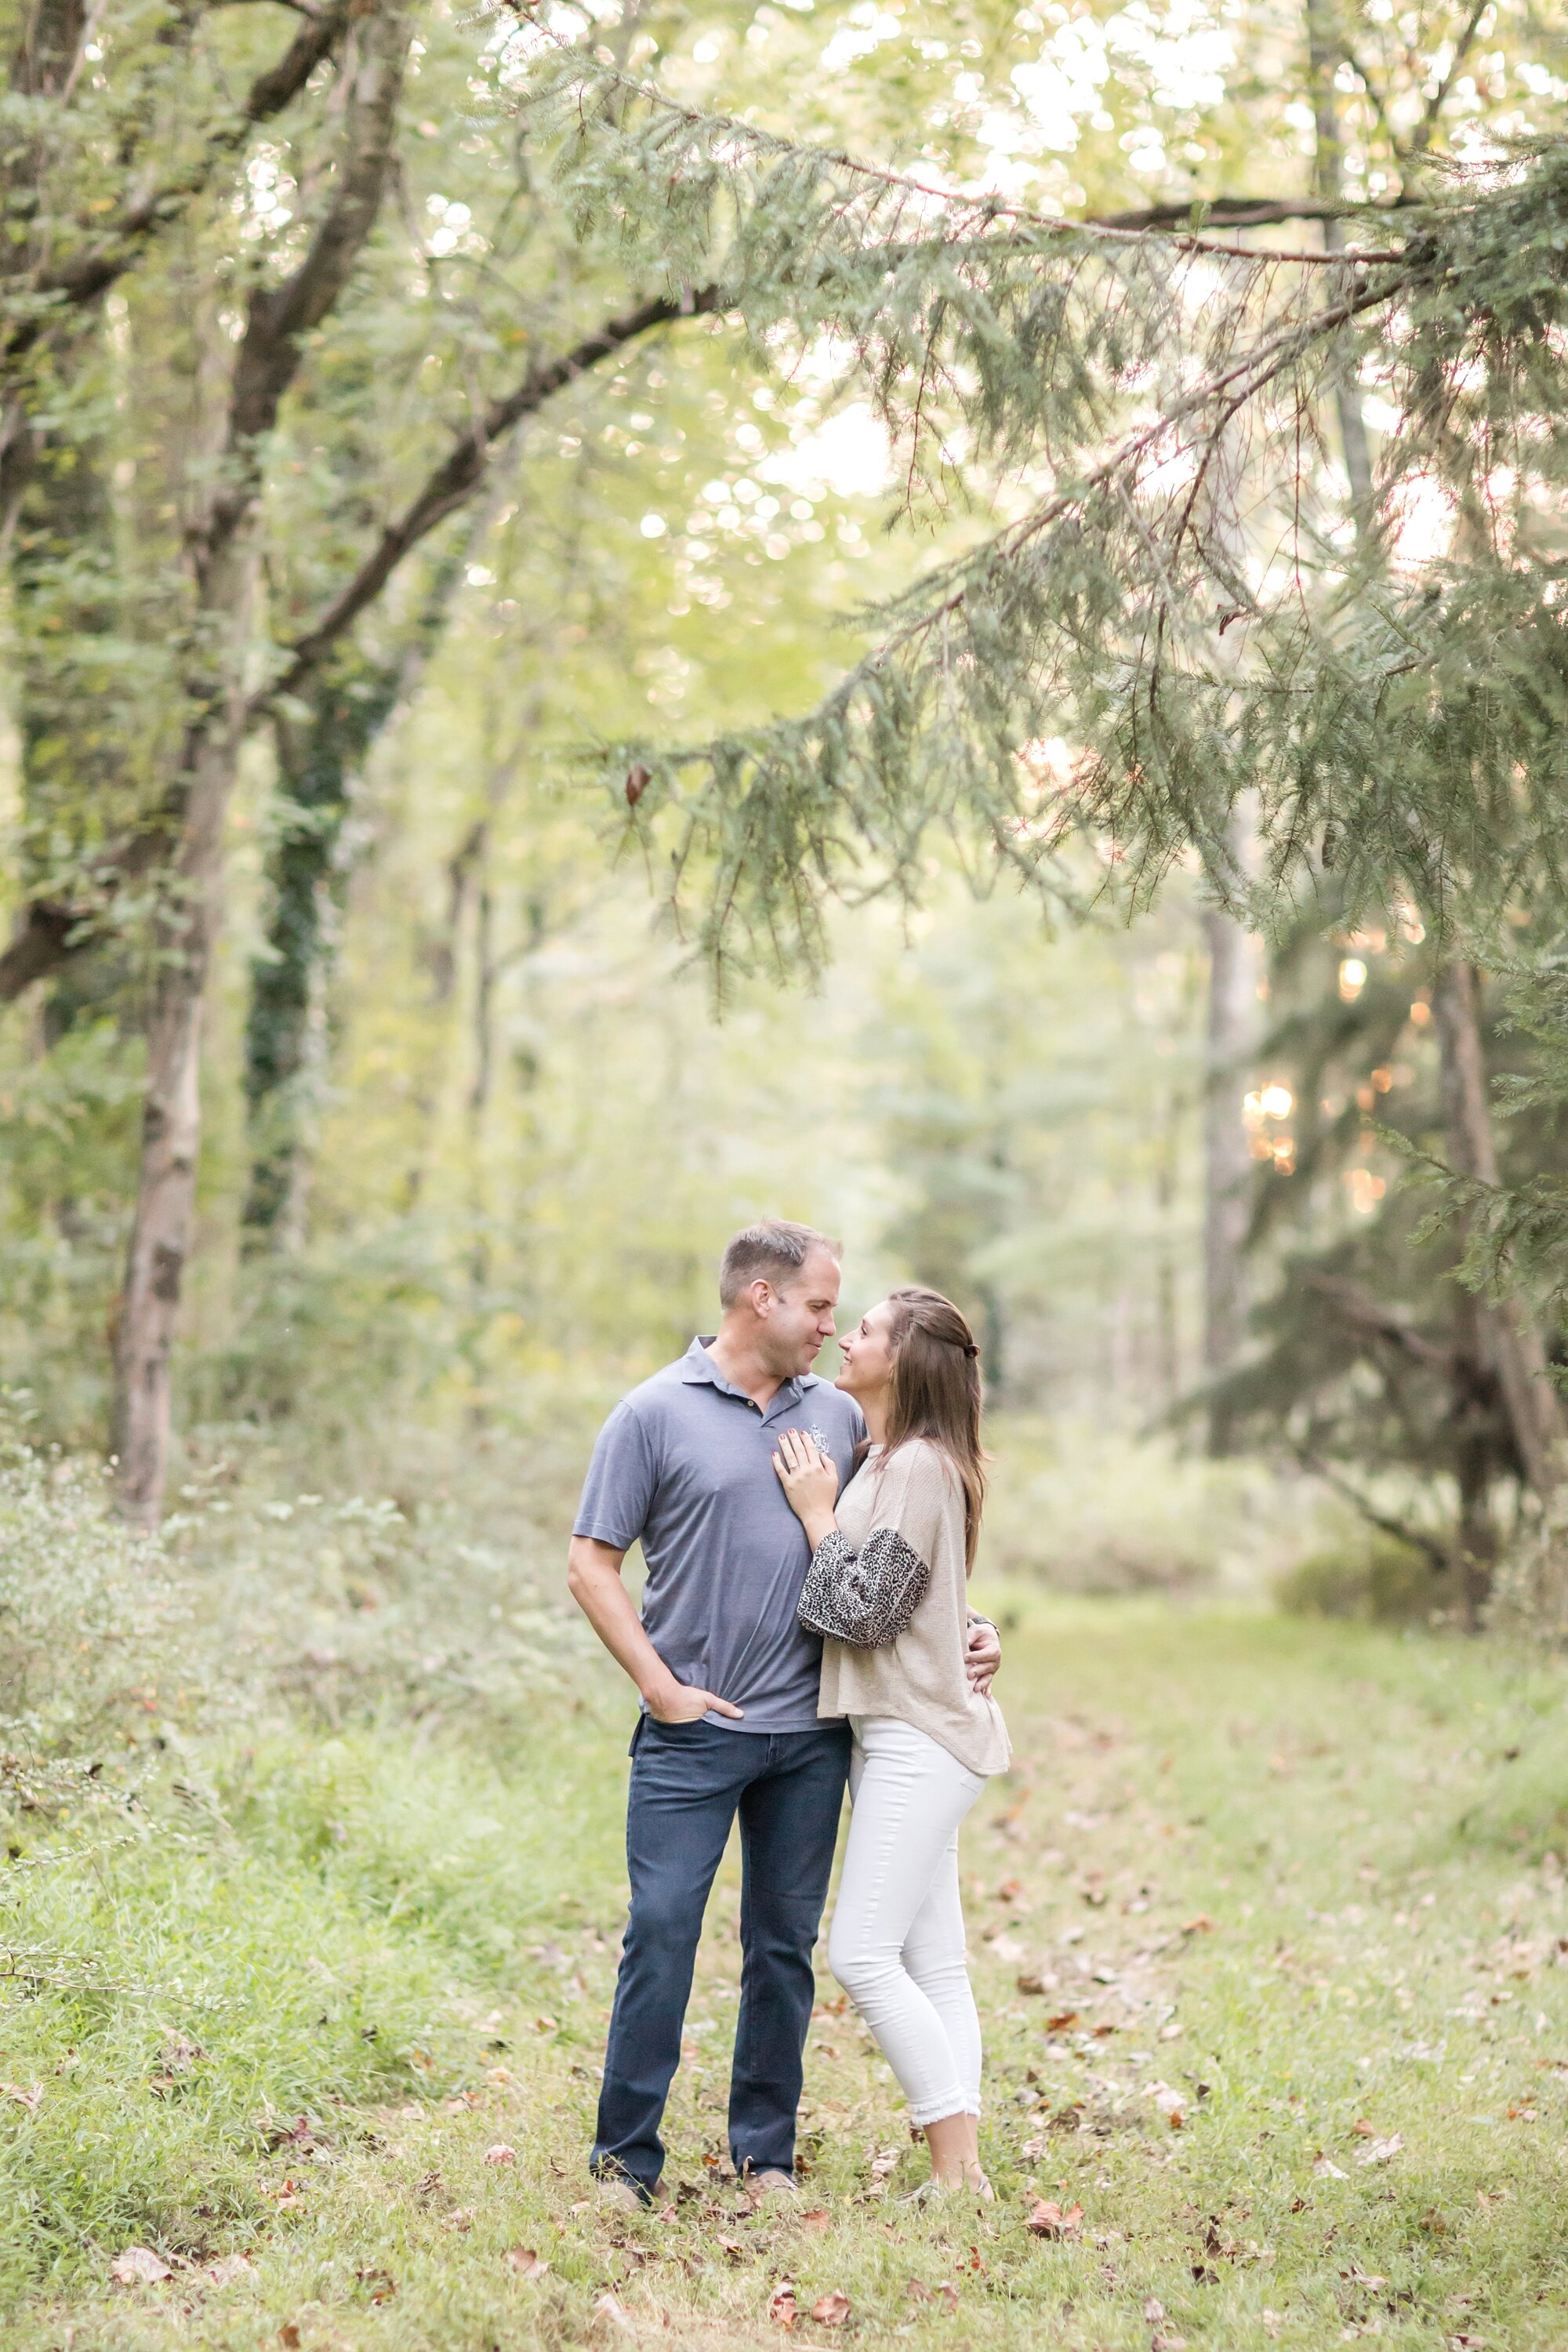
[[594, 2173, 667, 2212], [745, 2169, 797, 2206]]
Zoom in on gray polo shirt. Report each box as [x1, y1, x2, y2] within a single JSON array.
[[573, 1337, 866, 1733]]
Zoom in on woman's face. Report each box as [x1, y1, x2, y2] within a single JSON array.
[[835, 1299, 898, 1405]]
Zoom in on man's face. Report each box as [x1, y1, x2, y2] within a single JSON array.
[[757, 1247, 841, 1376]]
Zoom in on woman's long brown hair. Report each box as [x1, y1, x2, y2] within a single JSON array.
[[880, 1286, 986, 1571]]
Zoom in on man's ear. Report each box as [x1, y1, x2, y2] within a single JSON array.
[[749, 1278, 775, 1319]]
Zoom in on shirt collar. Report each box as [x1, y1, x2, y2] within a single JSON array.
[[681, 1336, 816, 1406]]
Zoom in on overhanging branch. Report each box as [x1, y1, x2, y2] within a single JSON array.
[[258, 285, 722, 710]]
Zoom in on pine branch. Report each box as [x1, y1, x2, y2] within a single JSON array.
[[584, 138, 1568, 981], [506, 16, 1410, 267]]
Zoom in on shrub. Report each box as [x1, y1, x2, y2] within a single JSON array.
[[0, 1430, 199, 1804], [1275, 1528, 1450, 1624]]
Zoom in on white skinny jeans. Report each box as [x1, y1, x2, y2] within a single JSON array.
[[828, 1717, 987, 2127]]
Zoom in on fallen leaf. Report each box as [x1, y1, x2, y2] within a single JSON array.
[[1144, 2297, 1167, 2322], [596, 2289, 634, 2329], [1313, 2156, 1349, 2180], [355, 2267, 397, 2305], [206, 2254, 256, 2287], [1448, 2336, 1486, 2349], [1181, 1915, 1214, 1936], [995, 1878, 1024, 1903], [0, 2082, 41, 2113], [444, 2207, 475, 2232], [280, 2328, 301, 2351], [1350, 2118, 1375, 2137], [484, 2142, 517, 2165], [1046, 2011, 1080, 2034], [1019, 2135, 1046, 2160], [1025, 2198, 1083, 2241], [811, 2289, 851, 2325], [162, 2034, 205, 2074], [800, 2209, 832, 2233], [1152, 2334, 1188, 2352], [906, 2279, 960, 2310], [1016, 1972, 1050, 1995], [505, 2246, 548, 2282], [110, 2246, 173, 2287], [769, 2280, 799, 2328], [1356, 2133, 1403, 2166], [1148, 2082, 1185, 2129]]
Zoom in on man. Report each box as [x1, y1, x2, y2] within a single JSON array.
[[568, 1218, 1002, 2208]]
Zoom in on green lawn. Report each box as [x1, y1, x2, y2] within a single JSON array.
[[10, 1595, 1568, 2348]]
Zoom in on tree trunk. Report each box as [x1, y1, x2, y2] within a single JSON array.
[[110, 1, 410, 1522], [1201, 833, 1256, 1453], [111, 604, 253, 1518], [1433, 960, 1566, 1499], [242, 656, 398, 1241], [1305, 0, 1374, 516]]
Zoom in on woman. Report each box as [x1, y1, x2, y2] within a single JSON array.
[[771, 1286, 1009, 2199]]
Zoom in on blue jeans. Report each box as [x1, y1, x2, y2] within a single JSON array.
[[592, 1716, 851, 2197]]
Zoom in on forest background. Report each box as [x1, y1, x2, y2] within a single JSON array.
[[9, 0, 1566, 1603], [5, 0, 1568, 2344]]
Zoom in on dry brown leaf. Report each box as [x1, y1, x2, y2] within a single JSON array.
[[206, 2254, 256, 2287], [507, 2246, 550, 2280], [1144, 2297, 1166, 2322], [1350, 2118, 1375, 2137], [1025, 2198, 1083, 2241], [906, 2277, 956, 2307], [811, 2289, 851, 2325], [0, 2081, 42, 2114], [1045, 2011, 1080, 2033], [1152, 2333, 1188, 2352], [280, 2328, 302, 2351], [355, 2267, 397, 2305], [443, 2207, 475, 2232], [1016, 1972, 1049, 1995], [484, 2142, 517, 2165], [800, 2209, 832, 2233], [1181, 1915, 1214, 1936], [595, 2289, 634, 2330], [1356, 2133, 1403, 2166], [769, 2280, 799, 2328], [110, 2246, 173, 2287]]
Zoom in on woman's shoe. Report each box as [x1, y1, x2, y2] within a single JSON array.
[[902, 2176, 961, 2205], [964, 2163, 994, 2202]]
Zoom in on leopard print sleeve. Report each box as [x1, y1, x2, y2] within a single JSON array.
[[797, 1524, 932, 1648]]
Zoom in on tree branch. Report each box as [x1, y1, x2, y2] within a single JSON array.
[[1293, 1446, 1453, 1570], [0, 282, 720, 1001], [260, 284, 722, 708], [199, 0, 408, 581], [1091, 193, 1417, 233], [2, 0, 354, 372], [1306, 1272, 1458, 1368]]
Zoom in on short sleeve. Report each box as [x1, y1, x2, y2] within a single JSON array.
[[572, 1402, 659, 1549], [864, 1440, 955, 1567]]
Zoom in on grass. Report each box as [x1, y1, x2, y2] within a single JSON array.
[[9, 1588, 1568, 2348]]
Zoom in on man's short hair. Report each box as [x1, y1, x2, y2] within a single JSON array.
[[719, 1219, 843, 1309]]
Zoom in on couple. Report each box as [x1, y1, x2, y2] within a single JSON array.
[[567, 1219, 1010, 2210]]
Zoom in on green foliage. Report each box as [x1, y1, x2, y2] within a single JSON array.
[[1276, 1524, 1450, 1623], [0, 1426, 194, 1785]]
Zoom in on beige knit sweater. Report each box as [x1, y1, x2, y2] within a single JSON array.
[[817, 1438, 1011, 1777]]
